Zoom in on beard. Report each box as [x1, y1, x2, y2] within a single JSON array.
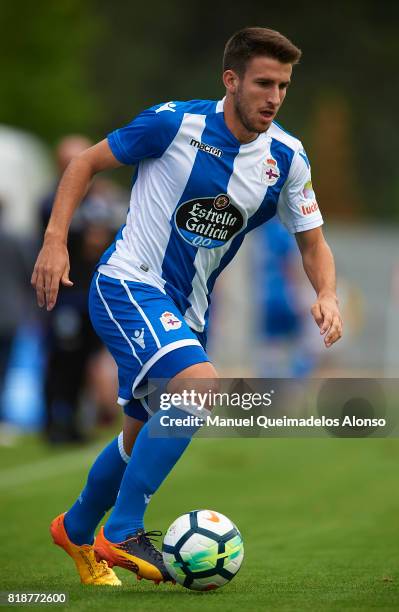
[[234, 91, 258, 134], [234, 87, 272, 135]]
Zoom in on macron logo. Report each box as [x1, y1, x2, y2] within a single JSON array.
[[190, 138, 223, 158], [131, 328, 145, 349], [155, 101, 176, 113]]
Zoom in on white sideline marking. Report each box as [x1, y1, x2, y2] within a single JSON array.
[[0, 443, 103, 493]]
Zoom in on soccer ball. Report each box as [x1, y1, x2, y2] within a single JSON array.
[[162, 509, 244, 591]]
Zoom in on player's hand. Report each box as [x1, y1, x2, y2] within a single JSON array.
[[31, 238, 73, 311], [311, 293, 343, 348]]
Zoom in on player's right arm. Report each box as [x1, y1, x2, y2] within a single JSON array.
[[32, 103, 181, 310], [31, 139, 122, 311]]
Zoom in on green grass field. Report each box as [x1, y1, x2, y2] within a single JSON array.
[[1, 432, 398, 611]]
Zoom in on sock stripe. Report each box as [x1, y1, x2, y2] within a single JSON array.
[[118, 432, 130, 464]]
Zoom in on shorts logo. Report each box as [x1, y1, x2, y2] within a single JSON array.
[[261, 157, 280, 186], [131, 328, 145, 349], [174, 194, 244, 249], [160, 311, 182, 331]]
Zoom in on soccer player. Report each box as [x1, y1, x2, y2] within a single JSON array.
[[31, 27, 343, 586], [252, 216, 323, 377]]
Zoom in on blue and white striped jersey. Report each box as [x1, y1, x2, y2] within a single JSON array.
[[98, 98, 323, 332]]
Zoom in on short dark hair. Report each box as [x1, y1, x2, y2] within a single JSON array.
[[223, 27, 302, 75]]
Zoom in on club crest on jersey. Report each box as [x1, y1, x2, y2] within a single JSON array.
[[160, 311, 182, 331], [261, 157, 280, 186], [174, 194, 244, 249]]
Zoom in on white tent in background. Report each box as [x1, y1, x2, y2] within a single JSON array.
[[0, 125, 54, 235]]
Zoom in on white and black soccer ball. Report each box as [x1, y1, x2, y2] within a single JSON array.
[[162, 509, 244, 591]]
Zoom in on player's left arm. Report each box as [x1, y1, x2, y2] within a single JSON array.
[[295, 227, 343, 347]]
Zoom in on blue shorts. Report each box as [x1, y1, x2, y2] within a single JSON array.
[[89, 272, 209, 422]]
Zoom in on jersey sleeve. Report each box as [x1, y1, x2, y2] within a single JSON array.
[[107, 103, 181, 165], [277, 147, 323, 234]]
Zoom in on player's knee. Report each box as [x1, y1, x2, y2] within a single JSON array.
[[122, 416, 145, 455], [168, 361, 219, 391]]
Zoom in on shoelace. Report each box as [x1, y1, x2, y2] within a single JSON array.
[[134, 530, 164, 563]]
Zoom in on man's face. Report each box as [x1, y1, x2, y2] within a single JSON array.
[[232, 56, 292, 134]]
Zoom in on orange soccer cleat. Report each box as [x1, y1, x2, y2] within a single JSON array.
[[50, 513, 121, 586]]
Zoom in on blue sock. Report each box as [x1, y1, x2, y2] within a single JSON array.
[[64, 433, 130, 545], [104, 406, 202, 542]]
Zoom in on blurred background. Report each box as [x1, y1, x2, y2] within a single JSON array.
[[0, 0, 398, 441]]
